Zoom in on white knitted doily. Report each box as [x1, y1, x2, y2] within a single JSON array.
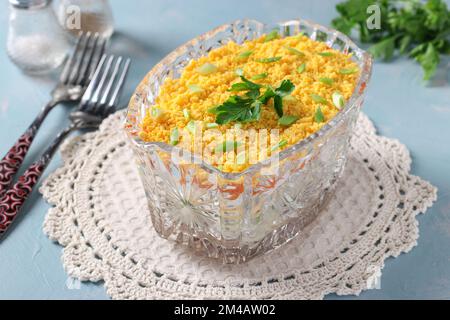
[[40, 111, 437, 300]]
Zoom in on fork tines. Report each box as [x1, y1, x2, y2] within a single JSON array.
[[60, 32, 107, 87], [80, 54, 131, 116]]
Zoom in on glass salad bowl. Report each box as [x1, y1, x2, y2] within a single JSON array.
[[124, 19, 372, 263]]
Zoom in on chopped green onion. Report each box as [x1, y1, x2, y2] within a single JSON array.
[[297, 63, 306, 74], [271, 139, 288, 152], [314, 106, 325, 123], [282, 95, 297, 102], [251, 72, 268, 80], [283, 46, 305, 56], [318, 52, 334, 57], [319, 77, 334, 85], [215, 141, 242, 153], [235, 68, 244, 76], [339, 67, 358, 74], [332, 92, 345, 109], [237, 50, 253, 60], [278, 115, 299, 126], [170, 128, 179, 146], [186, 120, 197, 135], [150, 106, 164, 119], [206, 122, 219, 129], [311, 94, 328, 104], [188, 84, 203, 93], [196, 63, 217, 75], [256, 56, 282, 63], [264, 30, 279, 42], [182, 108, 190, 120]]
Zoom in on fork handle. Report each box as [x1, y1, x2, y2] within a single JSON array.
[[0, 125, 74, 237], [0, 100, 57, 199]]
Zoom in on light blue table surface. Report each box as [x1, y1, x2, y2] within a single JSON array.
[[0, 0, 449, 300]]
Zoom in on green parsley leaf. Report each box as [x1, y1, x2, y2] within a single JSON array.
[[278, 115, 299, 126], [331, 0, 450, 81], [258, 86, 276, 104], [314, 106, 325, 123], [275, 79, 295, 97], [228, 76, 263, 93], [214, 96, 262, 125], [257, 80, 295, 118], [273, 95, 283, 118], [368, 36, 397, 61], [399, 35, 412, 54], [256, 56, 282, 63], [208, 106, 220, 114], [311, 94, 328, 104], [211, 77, 295, 124], [319, 77, 334, 85], [297, 63, 306, 73], [415, 42, 440, 80]]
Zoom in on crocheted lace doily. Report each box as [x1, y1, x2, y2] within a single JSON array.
[[40, 111, 437, 300]]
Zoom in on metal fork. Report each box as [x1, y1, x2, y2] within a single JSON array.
[[0, 54, 131, 238], [0, 32, 107, 198]]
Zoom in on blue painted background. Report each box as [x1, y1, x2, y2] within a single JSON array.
[[0, 0, 449, 299]]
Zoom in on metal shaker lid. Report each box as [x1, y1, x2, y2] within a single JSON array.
[[9, 0, 50, 9]]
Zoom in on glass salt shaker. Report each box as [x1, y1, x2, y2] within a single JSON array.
[[7, 0, 70, 74], [56, 0, 114, 40]]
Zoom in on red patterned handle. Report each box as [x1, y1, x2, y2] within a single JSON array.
[[0, 162, 44, 236], [0, 132, 35, 198]]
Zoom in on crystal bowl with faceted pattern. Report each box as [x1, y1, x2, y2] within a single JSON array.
[[124, 19, 372, 263]]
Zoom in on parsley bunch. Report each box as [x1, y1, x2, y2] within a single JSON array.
[[332, 0, 450, 80], [209, 76, 295, 124]]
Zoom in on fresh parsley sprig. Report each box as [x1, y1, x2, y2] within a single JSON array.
[[209, 76, 295, 124], [332, 0, 450, 81]]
